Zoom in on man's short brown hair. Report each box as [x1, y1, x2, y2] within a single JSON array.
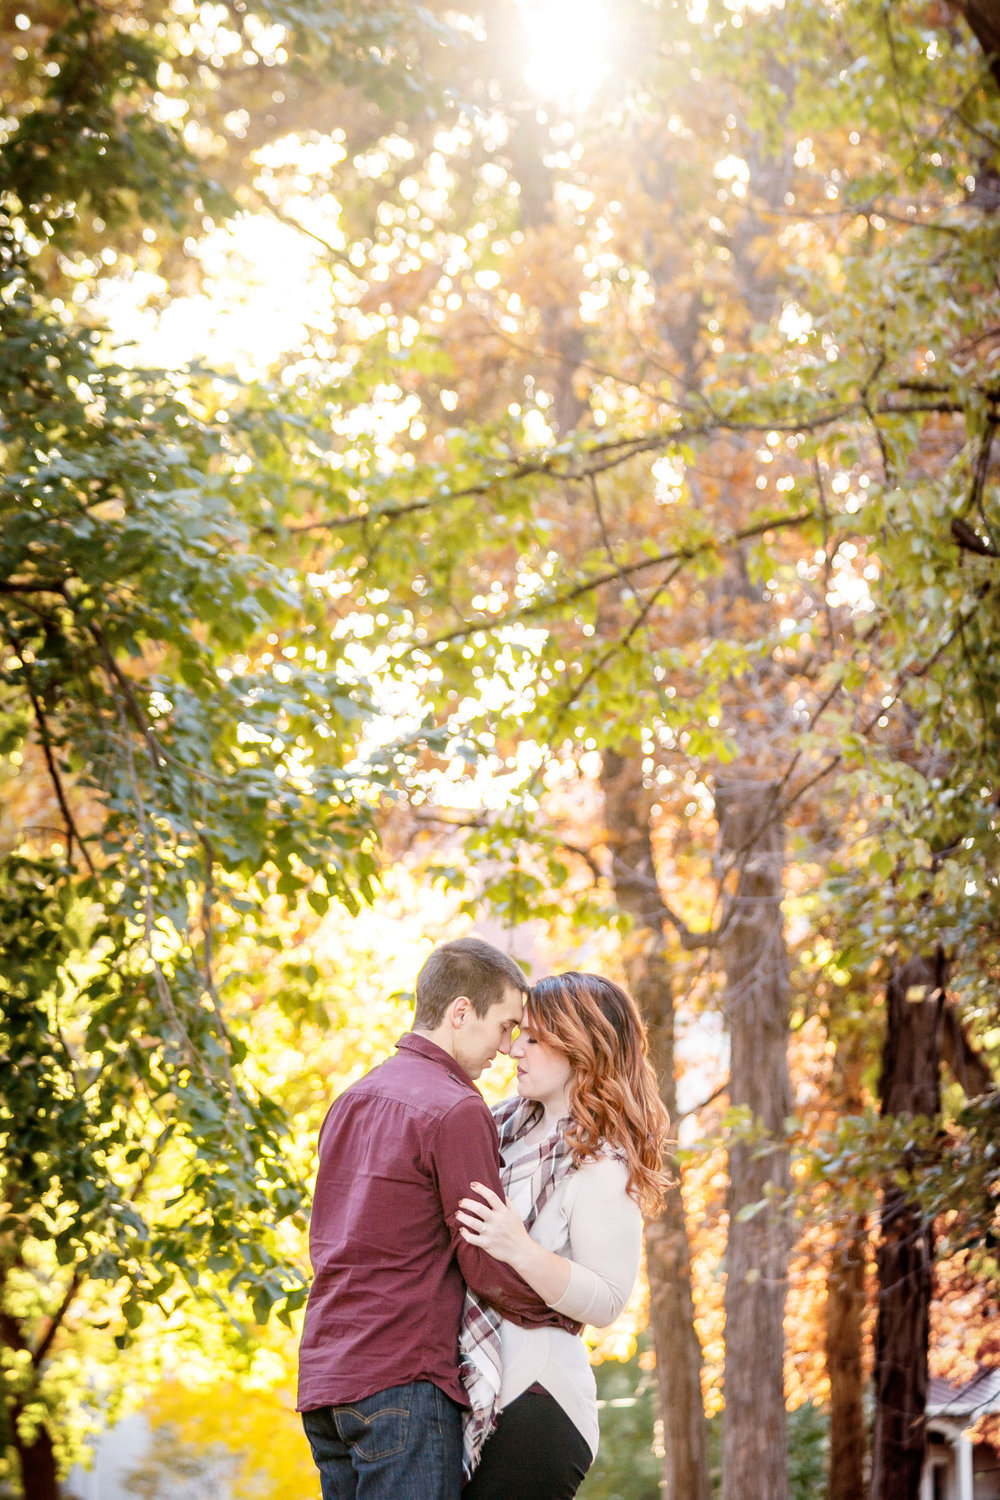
[[414, 937, 528, 1029]]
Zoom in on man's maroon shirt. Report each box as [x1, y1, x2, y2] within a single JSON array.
[[297, 1032, 576, 1412]]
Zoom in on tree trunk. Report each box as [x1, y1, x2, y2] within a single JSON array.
[[10, 1404, 61, 1500], [826, 1213, 868, 1500], [869, 952, 945, 1500], [825, 1038, 870, 1500], [1, 1272, 63, 1500], [716, 777, 791, 1500], [961, 0, 1000, 90], [643, 1020, 713, 1500], [601, 748, 712, 1500]]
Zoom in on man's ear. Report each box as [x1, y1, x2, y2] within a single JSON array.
[[449, 994, 473, 1026]]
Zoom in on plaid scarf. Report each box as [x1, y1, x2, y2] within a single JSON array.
[[458, 1097, 575, 1480]]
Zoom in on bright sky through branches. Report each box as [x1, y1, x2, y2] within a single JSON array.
[[519, 0, 612, 107]]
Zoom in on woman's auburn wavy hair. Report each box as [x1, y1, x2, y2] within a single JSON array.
[[526, 972, 672, 1215]]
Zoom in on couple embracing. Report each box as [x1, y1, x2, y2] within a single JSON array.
[[297, 936, 670, 1499]]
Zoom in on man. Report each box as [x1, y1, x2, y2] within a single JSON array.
[[297, 936, 574, 1499]]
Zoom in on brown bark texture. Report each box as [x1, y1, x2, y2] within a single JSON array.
[[959, 0, 1000, 88], [826, 1215, 869, 1500], [9, 1407, 60, 1500], [825, 1042, 870, 1500], [601, 748, 712, 1500], [1, 1287, 60, 1500], [716, 778, 792, 1500], [870, 953, 945, 1500], [940, 1000, 995, 1096]]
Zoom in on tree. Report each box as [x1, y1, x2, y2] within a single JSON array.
[[600, 748, 712, 1500], [7, 2, 1000, 1496], [0, 3, 465, 1492], [716, 780, 793, 1500]]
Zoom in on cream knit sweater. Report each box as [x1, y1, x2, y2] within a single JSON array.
[[496, 1138, 643, 1457]]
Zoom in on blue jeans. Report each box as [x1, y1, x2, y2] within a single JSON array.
[[302, 1380, 463, 1500]]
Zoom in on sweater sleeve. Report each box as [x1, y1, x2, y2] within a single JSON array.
[[548, 1155, 643, 1327]]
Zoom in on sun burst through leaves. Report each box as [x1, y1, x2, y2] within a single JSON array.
[[519, 0, 613, 108]]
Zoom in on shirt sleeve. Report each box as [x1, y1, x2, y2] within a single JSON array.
[[548, 1155, 643, 1328], [432, 1097, 581, 1332]]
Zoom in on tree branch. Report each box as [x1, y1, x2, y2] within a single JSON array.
[[0, 619, 97, 877], [417, 506, 815, 652], [31, 1272, 81, 1369], [941, 1001, 997, 1097], [283, 387, 985, 539], [0, 578, 69, 596]]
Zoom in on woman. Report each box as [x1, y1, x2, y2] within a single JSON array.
[[456, 972, 670, 1500]]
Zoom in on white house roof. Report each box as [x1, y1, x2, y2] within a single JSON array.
[[928, 1366, 1000, 1420]]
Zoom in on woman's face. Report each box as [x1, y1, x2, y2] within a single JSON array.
[[509, 1009, 573, 1112]]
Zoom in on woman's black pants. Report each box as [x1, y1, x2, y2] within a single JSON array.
[[463, 1388, 592, 1500]]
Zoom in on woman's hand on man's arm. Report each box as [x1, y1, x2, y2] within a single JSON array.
[[457, 1182, 572, 1307]]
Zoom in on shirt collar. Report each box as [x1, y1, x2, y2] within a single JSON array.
[[396, 1031, 475, 1089]]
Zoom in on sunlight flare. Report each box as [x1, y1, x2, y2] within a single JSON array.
[[519, 0, 613, 107]]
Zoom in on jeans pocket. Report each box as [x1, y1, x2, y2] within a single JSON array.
[[348, 1393, 411, 1462]]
